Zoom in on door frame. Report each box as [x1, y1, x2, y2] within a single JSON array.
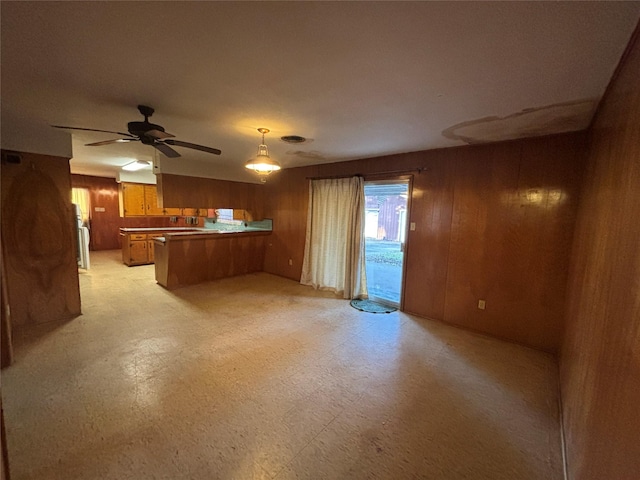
[[363, 175, 413, 310]]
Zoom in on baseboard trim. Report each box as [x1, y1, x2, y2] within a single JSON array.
[[557, 364, 569, 480]]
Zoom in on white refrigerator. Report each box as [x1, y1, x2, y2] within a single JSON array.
[[73, 203, 90, 269]]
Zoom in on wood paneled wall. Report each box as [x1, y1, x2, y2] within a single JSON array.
[[71, 175, 174, 251], [157, 174, 265, 219], [1, 151, 81, 327], [560, 25, 640, 480], [264, 133, 586, 352]]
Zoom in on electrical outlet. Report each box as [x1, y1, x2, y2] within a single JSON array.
[[478, 300, 486, 310], [288, 259, 293, 266], [410, 222, 416, 231]]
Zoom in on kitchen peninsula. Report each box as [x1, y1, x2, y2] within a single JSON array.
[[153, 229, 270, 289]]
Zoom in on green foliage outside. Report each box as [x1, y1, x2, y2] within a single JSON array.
[[366, 251, 403, 266]]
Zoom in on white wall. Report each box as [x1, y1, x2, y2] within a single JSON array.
[[1, 115, 72, 158]]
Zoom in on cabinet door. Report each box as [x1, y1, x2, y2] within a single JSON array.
[[144, 185, 165, 216], [128, 240, 148, 264], [147, 239, 155, 263], [163, 207, 182, 216], [121, 183, 145, 216]]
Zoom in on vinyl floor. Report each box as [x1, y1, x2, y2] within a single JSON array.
[[2, 250, 563, 479]]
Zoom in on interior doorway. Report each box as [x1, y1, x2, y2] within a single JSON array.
[[364, 180, 410, 307]]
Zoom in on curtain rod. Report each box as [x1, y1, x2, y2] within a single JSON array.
[[305, 167, 424, 180]]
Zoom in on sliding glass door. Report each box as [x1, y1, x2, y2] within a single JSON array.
[[363, 180, 409, 306]]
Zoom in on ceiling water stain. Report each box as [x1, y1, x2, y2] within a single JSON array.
[[442, 99, 597, 144], [286, 150, 326, 161]]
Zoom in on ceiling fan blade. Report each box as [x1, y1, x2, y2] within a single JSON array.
[[86, 138, 139, 147], [153, 143, 181, 158], [145, 129, 175, 140], [164, 139, 222, 155], [51, 125, 136, 138]]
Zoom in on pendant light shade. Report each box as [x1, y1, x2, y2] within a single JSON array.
[[245, 128, 281, 175]]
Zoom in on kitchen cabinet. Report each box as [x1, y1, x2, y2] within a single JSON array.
[[163, 207, 182, 216], [122, 233, 150, 266], [120, 183, 146, 216], [147, 235, 163, 263], [143, 185, 164, 216], [120, 230, 193, 266], [119, 183, 183, 217], [181, 208, 208, 217]]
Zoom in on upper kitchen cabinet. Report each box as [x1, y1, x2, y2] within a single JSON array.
[[120, 182, 145, 216], [119, 182, 179, 217], [143, 185, 164, 216]]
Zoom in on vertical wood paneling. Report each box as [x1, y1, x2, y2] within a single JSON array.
[[71, 175, 175, 251], [444, 142, 524, 341], [156, 174, 265, 219], [263, 169, 310, 279], [154, 233, 268, 289], [263, 133, 585, 352], [444, 136, 583, 351], [402, 152, 454, 320], [1, 151, 81, 327], [560, 25, 640, 480]]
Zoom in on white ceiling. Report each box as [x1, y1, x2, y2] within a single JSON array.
[[2, 2, 639, 184]]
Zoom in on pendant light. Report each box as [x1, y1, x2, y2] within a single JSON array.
[[245, 128, 281, 176]]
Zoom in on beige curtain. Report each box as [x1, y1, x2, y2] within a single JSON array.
[[301, 176, 367, 299], [71, 187, 90, 226]]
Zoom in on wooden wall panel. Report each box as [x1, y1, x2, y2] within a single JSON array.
[[402, 151, 454, 320], [263, 169, 310, 280], [1, 151, 81, 327], [443, 136, 583, 351], [443, 142, 523, 339], [560, 25, 640, 480], [263, 133, 585, 352], [156, 174, 265, 219], [155, 233, 268, 289]]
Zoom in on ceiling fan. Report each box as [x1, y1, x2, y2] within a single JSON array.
[[52, 105, 221, 157]]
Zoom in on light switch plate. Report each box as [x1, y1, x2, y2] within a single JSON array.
[[410, 222, 416, 231]]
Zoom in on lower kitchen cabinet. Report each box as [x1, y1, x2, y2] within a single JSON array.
[[121, 233, 152, 266], [121, 232, 166, 266], [147, 238, 156, 263]]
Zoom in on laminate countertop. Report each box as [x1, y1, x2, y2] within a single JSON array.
[[153, 230, 271, 243], [119, 227, 202, 233]]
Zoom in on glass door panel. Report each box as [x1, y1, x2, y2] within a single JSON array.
[[364, 180, 409, 306]]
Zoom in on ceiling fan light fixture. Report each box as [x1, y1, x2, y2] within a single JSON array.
[[122, 159, 151, 171], [245, 128, 281, 176]]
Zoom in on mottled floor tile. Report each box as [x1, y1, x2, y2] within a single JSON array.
[[3, 250, 562, 480]]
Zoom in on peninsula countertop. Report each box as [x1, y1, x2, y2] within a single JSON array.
[[119, 227, 202, 233]]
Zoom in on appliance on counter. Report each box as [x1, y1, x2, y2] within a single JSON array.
[[73, 203, 90, 269]]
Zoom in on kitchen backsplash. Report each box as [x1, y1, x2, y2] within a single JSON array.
[[203, 217, 272, 232]]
